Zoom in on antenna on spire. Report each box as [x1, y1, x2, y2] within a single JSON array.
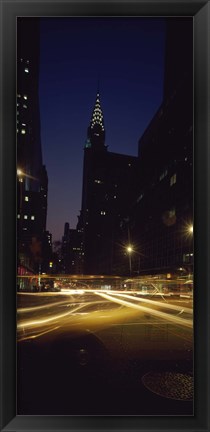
[[97, 73, 100, 94]]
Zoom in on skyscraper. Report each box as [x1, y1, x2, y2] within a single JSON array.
[[17, 18, 49, 277], [128, 17, 193, 275], [79, 91, 139, 275]]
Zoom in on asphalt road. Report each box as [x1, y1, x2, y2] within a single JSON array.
[[17, 288, 193, 416]]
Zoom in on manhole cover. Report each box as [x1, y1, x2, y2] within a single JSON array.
[[141, 371, 193, 401]]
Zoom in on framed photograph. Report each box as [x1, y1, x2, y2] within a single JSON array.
[[1, 1, 209, 431]]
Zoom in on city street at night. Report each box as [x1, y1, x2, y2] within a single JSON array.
[[17, 276, 193, 416], [16, 17, 194, 417]]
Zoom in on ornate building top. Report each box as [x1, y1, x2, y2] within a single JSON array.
[[86, 91, 107, 151]]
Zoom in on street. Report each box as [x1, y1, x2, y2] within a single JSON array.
[[17, 279, 193, 416]]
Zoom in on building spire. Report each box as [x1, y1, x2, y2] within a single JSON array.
[[97, 74, 100, 94], [90, 92, 105, 132], [85, 89, 107, 151]]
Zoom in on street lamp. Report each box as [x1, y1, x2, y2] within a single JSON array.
[[126, 244, 133, 276], [188, 224, 193, 235]]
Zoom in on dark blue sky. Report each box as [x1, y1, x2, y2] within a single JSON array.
[[39, 17, 166, 242]]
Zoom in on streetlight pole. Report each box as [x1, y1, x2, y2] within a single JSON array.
[[127, 245, 133, 277], [188, 224, 193, 276], [17, 169, 24, 261]]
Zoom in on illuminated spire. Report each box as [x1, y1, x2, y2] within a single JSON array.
[[90, 92, 105, 132], [86, 91, 107, 151]]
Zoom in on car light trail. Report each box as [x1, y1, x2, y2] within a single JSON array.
[[109, 292, 193, 314], [17, 303, 88, 329], [19, 326, 61, 342], [17, 299, 72, 313], [94, 292, 193, 328]]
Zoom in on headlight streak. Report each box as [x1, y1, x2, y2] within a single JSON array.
[[17, 299, 72, 313], [107, 292, 193, 315], [18, 326, 61, 342], [17, 299, 113, 331], [94, 292, 193, 328], [17, 303, 89, 329]]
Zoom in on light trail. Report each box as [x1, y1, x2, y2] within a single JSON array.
[[17, 303, 88, 329], [17, 299, 73, 313], [18, 326, 61, 342], [109, 292, 193, 314], [94, 292, 193, 328]]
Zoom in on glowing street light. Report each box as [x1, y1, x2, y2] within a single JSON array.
[[188, 224, 193, 234], [127, 245, 133, 254], [17, 168, 39, 182], [17, 168, 23, 176]]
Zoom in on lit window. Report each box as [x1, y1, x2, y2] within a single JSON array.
[[137, 193, 144, 203], [170, 174, 177, 186], [25, 196, 29, 202], [22, 123, 26, 126], [169, 208, 176, 218], [24, 68, 29, 73], [101, 211, 106, 216], [17, 214, 20, 219], [21, 129, 26, 134], [23, 104, 27, 109], [159, 169, 168, 181], [23, 95, 28, 100], [24, 215, 28, 219], [17, 129, 19, 133], [31, 215, 35, 220]]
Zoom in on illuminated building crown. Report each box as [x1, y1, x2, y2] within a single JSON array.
[[85, 91, 107, 151]]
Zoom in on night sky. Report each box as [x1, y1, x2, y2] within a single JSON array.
[[39, 17, 166, 242]]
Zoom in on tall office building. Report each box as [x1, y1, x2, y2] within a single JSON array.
[[127, 17, 193, 275], [17, 18, 49, 276], [78, 92, 139, 275]]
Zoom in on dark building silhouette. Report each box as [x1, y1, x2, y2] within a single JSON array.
[[17, 18, 49, 278], [61, 222, 71, 273], [78, 92, 139, 275], [126, 17, 193, 275]]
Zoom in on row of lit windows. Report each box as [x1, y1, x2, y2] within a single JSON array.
[[137, 172, 176, 204], [20, 58, 29, 63], [17, 129, 26, 135], [17, 94, 28, 100], [17, 214, 35, 220], [159, 171, 177, 186]]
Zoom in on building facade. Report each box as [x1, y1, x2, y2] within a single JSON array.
[[17, 18, 49, 276], [126, 18, 193, 275]]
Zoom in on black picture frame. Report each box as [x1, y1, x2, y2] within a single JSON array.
[[0, 0, 209, 431]]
